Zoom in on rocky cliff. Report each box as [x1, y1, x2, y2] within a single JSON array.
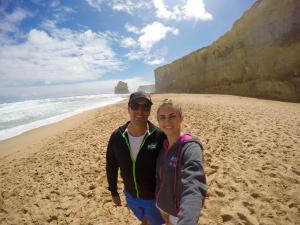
[[154, 0, 300, 102], [114, 81, 129, 94], [137, 84, 156, 93]]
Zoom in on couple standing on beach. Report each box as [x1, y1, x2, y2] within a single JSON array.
[[106, 91, 207, 225]]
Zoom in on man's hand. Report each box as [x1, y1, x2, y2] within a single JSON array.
[[112, 195, 122, 206]]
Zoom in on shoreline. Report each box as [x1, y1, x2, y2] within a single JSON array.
[[0, 102, 125, 159], [0, 93, 299, 224], [0, 97, 127, 143]]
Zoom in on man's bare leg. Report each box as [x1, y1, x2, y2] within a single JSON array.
[[141, 217, 150, 225], [160, 210, 172, 225]]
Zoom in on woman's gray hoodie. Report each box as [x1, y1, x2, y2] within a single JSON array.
[[156, 133, 207, 225]]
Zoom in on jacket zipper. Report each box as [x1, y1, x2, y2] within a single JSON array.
[[121, 128, 156, 198]]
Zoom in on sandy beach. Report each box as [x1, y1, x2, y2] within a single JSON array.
[[0, 94, 299, 225]]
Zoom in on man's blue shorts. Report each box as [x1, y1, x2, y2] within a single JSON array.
[[124, 190, 164, 225]]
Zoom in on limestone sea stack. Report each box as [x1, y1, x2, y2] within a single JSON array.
[[154, 0, 300, 102], [114, 81, 129, 94]]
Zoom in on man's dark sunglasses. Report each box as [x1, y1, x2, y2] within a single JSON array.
[[129, 102, 151, 111]]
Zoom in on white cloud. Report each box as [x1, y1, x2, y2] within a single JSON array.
[[0, 7, 32, 33], [111, 0, 134, 14], [153, 0, 180, 20], [126, 50, 145, 60], [120, 37, 136, 48], [145, 58, 165, 65], [113, 5, 131, 14], [0, 7, 33, 45], [53, 5, 76, 15], [110, 0, 151, 14], [183, 0, 213, 21], [85, 0, 104, 11], [138, 22, 179, 52], [125, 23, 140, 34], [0, 22, 125, 88], [144, 47, 167, 65], [85, 0, 151, 14], [125, 46, 167, 66], [153, 0, 212, 21], [123, 22, 174, 65]]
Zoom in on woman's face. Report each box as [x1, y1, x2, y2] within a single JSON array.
[[157, 105, 182, 137]]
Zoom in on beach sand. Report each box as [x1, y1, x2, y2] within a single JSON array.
[[0, 94, 299, 225]]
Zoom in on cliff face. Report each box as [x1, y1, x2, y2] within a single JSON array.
[[114, 81, 129, 94], [137, 84, 156, 93], [155, 0, 300, 102]]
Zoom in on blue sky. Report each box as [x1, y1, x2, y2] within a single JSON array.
[[0, 0, 255, 101]]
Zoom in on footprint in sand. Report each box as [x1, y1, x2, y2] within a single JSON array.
[[221, 213, 233, 222]]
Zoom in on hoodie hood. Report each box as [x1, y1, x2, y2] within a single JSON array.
[[177, 132, 193, 143], [163, 132, 203, 151], [177, 132, 203, 151]]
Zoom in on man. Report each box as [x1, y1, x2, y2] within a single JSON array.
[[106, 91, 164, 225]]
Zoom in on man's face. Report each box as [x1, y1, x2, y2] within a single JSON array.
[[128, 98, 151, 125]]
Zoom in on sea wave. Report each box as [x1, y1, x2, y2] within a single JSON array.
[[0, 94, 128, 141]]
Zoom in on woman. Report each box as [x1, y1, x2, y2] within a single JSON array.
[[155, 99, 207, 225]]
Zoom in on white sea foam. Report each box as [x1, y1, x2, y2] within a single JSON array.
[[0, 94, 128, 141]]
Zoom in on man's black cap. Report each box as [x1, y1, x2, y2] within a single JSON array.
[[128, 91, 153, 105]]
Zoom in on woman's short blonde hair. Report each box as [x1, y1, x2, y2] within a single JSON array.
[[157, 99, 183, 118]]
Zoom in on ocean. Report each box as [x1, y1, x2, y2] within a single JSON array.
[[0, 94, 128, 141]]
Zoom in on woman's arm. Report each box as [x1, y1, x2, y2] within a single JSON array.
[[177, 142, 207, 225]]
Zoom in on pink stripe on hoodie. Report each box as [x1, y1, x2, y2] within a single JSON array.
[[178, 132, 193, 143], [163, 132, 192, 150]]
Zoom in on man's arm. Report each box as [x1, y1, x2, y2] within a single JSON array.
[[106, 133, 121, 206]]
